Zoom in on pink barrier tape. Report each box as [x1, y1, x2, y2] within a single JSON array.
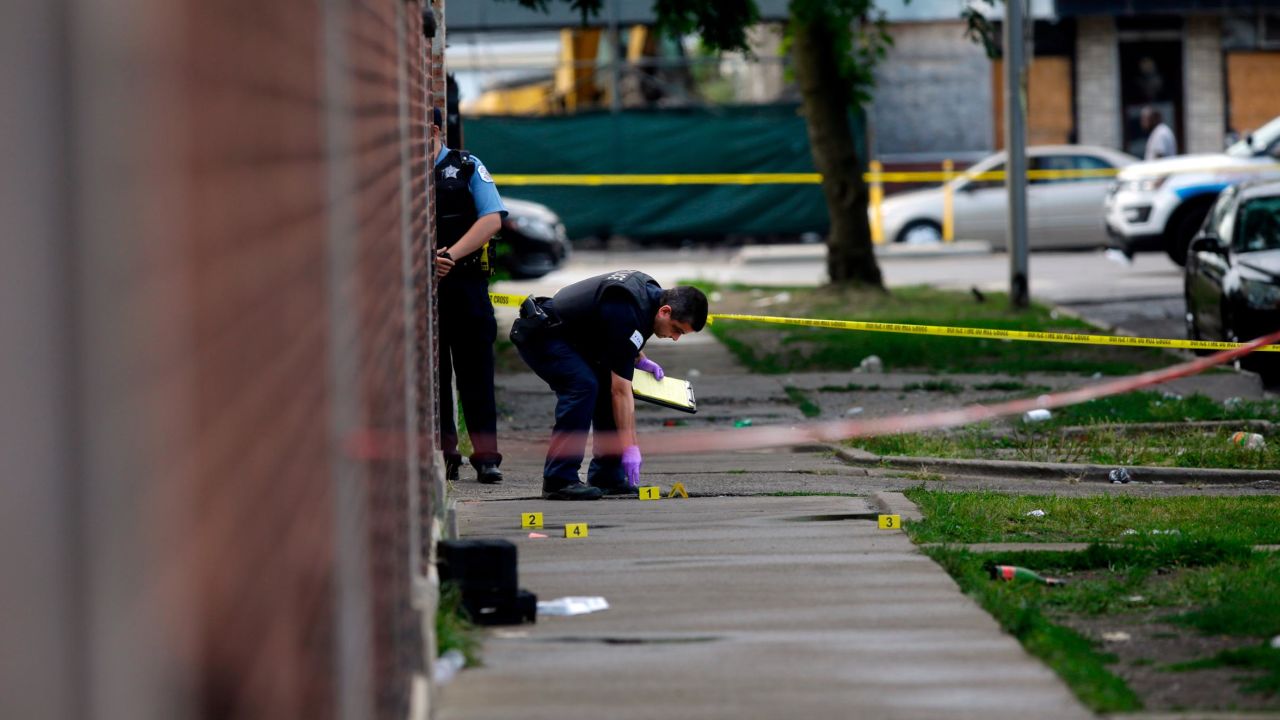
[[346, 328, 1280, 462]]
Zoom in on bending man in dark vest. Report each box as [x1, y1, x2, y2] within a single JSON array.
[[511, 271, 708, 500], [432, 107, 505, 484]]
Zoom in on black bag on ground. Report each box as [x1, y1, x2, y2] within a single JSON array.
[[437, 539, 537, 625]]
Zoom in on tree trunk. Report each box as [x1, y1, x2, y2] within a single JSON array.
[[791, 19, 883, 288]]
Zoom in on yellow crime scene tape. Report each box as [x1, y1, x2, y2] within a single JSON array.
[[492, 168, 1121, 186], [489, 292, 1280, 354], [494, 162, 1280, 187]]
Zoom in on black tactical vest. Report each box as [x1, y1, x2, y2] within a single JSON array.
[[552, 271, 662, 350], [435, 149, 479, 249]]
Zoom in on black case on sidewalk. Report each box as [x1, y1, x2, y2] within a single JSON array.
[[437, 539, 537, 625]]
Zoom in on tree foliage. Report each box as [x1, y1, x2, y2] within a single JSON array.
[[501, 0, 900, 286]]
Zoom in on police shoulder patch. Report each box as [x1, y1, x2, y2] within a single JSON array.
[[477, 164, 493, 183], [629, 330, 643, 350]]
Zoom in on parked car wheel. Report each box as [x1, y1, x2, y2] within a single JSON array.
[[1164, 197, 1215, 266], [896, 219, 942, 245]]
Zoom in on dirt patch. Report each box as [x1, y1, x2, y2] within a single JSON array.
[[1055, 611, 1277, 711]]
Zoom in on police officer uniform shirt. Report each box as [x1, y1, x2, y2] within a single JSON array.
[[552, 271, 663, 380], [434, 144, 506, 247]]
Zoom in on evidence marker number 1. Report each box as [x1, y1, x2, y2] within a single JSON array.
[[638, 486, 661, 501]]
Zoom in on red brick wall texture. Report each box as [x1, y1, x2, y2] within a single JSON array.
[[137, 1, 438, 717]]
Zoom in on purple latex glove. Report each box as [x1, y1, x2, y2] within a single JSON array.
[[635, 357, 664, 380], [621, 445, 643, 488]]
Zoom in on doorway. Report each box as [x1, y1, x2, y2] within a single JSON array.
[[1118, 39, 1183, 158]]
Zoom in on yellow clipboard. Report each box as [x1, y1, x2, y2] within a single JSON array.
[[631, 369, 696, 414]]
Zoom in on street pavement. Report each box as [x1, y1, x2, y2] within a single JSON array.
[[439, 495, 1093, 720]]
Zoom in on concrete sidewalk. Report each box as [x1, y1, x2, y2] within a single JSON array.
[[438, 495, 1093, 720]]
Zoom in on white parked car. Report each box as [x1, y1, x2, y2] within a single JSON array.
[[878, 145, 1137, 249], [1105, 115, 1280, 265]]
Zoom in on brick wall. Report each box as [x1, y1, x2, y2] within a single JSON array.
[[2, 0, 442, 717], [1075, 16, 1121, 150], [1184, 16, 1225, 155]]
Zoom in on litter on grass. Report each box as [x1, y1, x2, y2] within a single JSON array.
[[1025, 509, 1046, 518], [1102, 631, 1132, 643], [989, 565, 1066, 586], [1109, 467, 1133, 484], [537, 596, 610, 617]]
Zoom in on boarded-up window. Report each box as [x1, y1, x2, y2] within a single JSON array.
[[1227, 52, 1280, 137], [992, 56, 1074, 149]]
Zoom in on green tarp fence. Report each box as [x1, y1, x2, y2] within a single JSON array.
[[463, 104, 865, 240]]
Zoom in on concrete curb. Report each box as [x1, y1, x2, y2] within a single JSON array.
[[868, 490, 924, 522], [829, 445, 1280, 486], [732, 240, 992, 265]]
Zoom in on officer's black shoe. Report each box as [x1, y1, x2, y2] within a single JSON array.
[[475, 462, 504, 485], [542, 481, 604, 501], [444, 457, 462, 482], [589, 480, 637, 497]]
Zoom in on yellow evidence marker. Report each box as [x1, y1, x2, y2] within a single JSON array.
[[564, 523, 589, 539], [667, 482, 689, 499], [638, 486, 661, 501], [878, 514, 902, 530], [521, 512, 544, 529]]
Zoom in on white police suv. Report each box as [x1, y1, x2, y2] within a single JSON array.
[[1104, 115, 1280, 265]]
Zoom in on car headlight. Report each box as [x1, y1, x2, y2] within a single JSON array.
[[509, 216, 558, 242], [1242, 280, 1280, 310], [1118, 175, 1169, 193]]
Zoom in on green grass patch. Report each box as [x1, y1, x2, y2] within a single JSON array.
[[852, 425, 1280, 469], [926, 547, 1142, 713], [437, 583, 482, 667], [904, 490, 1280, 545], [973, 380, 1052, 392], [845, 392, 1280, 469], [784, 386, 822, 418], [817, 382, 880, 392], [1043, 391, 1280, 428], [902, 379, 965, 394], [705, 284, 1176, 375], [1170, 645, 1280, 695]]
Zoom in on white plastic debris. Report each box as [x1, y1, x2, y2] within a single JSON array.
[[1109, 468, 1133, 484], [1224, 396, 1243, 408], [1121, 529, 1138, 536], [1091, 372, 1104, 379], [1271, 635, 1280, 650], [537, 596, 610, 617], [1161, 391, 1183, 400], [687, 368, 702, 378], [1023, 409, 1052, 423], [1125, 595, 1147, 604], [845, 406, 864, 416], [1150, 529, 1181, 535], [858, 355, 884, 373], [1101, 631, 1131, 643], [1025, 509, 1046, 517], [433, 649, 466, 685]]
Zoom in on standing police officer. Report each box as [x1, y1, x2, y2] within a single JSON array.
[[432, 107, 505, 484], [510, 271, 708, 500]]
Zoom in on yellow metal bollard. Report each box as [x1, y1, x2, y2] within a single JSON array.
[[942, 159, 955, 243], [869, 160, 884, 244]]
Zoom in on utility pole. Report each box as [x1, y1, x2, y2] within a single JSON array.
[[1004, 0, 1029, 309]]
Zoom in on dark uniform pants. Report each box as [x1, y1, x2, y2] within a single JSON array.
[[514, 333, 625, 489], [438, 270, 501, 466]]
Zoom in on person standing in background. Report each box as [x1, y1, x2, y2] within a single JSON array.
[[1142, 106, 1177, 160], [432, 106, 506, 485]]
